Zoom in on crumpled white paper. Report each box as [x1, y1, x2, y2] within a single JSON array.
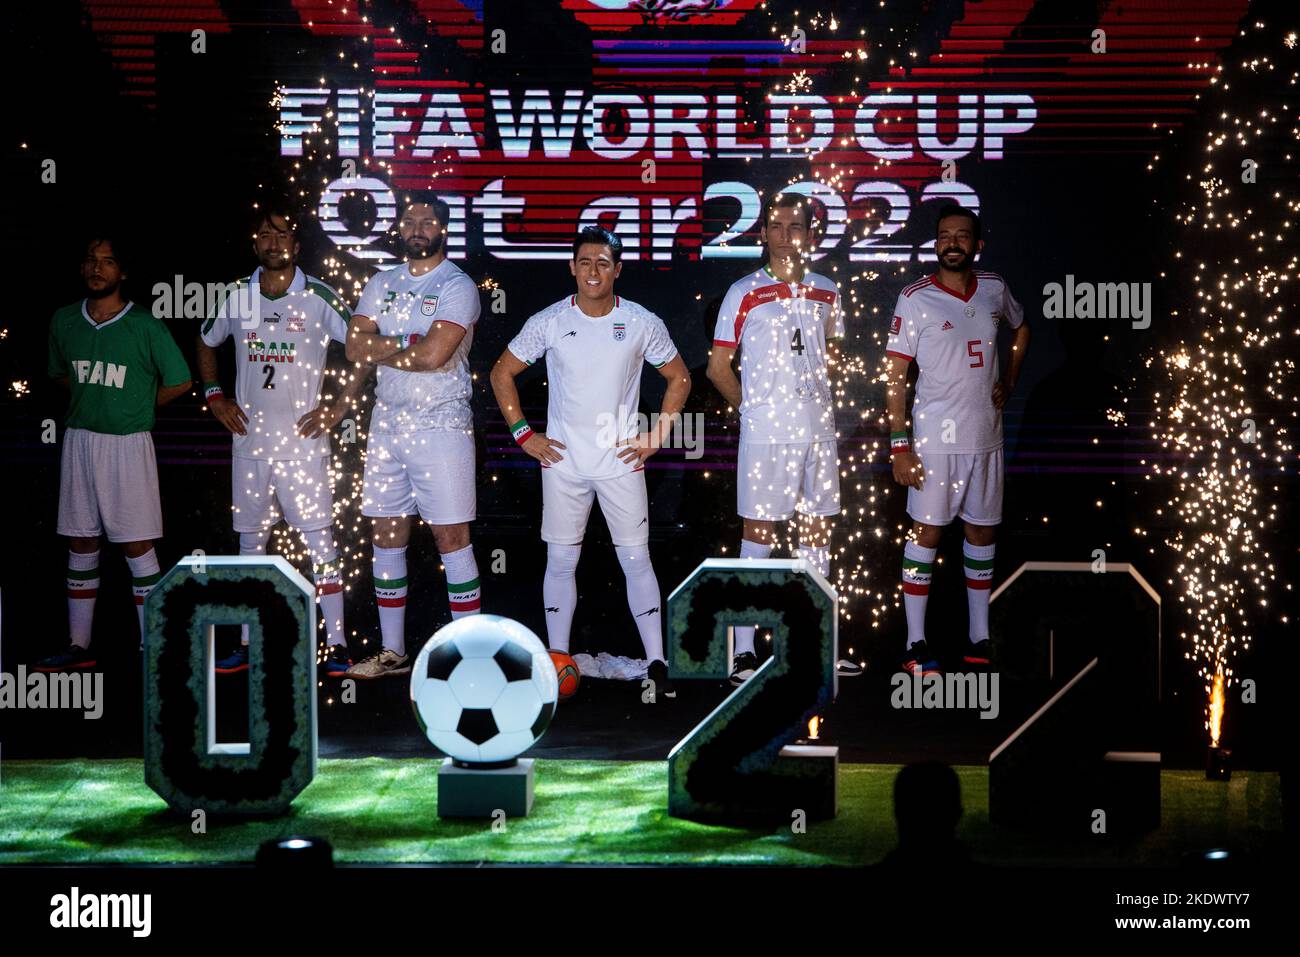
[[571, 652, 649, 681]]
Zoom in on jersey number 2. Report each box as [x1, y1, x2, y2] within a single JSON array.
[[262, 365, 276, 389]]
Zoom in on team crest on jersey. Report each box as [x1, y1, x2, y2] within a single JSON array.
[[421, 295, 439, 317], [991, 310, 1003, 328], [890, 314, 902, 334], [613, 322, 626, 341], [963, 304, 976, 318]]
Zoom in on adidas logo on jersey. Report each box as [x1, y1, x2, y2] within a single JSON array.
[[941, 320, 955, 330]]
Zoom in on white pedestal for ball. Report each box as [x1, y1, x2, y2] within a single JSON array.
[[437, 758, 535, 818]]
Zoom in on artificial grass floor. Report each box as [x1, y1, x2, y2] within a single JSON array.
[[0, 759, 1283, 866]]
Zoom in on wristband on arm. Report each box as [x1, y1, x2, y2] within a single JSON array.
[[398, 333, 422, 351], [510, 418, 535, 446], [204, 382, 224, 402], [889, 431, 911, 456]]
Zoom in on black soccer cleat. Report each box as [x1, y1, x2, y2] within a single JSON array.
[[730, 651, 759, 686], [963, 639, 993, 667], [836, 658, 865, 678], [646, 659, 677, 701], [321, 644, 353, 678], [902, 640, 940, 676], [214, 645, 250, 674], [33, 644, 97, 673]]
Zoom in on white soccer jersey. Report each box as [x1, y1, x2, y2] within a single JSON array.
[[886, 270, 1025, 453], [508, 295, 679, 481], [202, 267, 351, 461], [713, 266, 843, 444], [355, 258, 480, 435]]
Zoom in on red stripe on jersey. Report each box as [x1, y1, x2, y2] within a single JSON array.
[[316, 582, 343, 596], [901, 277, 931, 298], [928, 274, 979, 302], [800, 286, 837, 306], [68, 588, 98, 599], [731, 282, 791, 344], [376, 596, 407, 607], [965, 578, 993, 590], [886, 350, 914, 362], [902, 581, 930, 596], [712, 338, 738, 347], [449, 598, 480, 611]]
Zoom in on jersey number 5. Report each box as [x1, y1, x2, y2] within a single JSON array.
[[967, 339, 985, 368]]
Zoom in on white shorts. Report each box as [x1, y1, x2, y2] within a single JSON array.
[[232, 455, 336, 534], [737, 440, 841, 521], [57, 428, 163, 543], [907, 450, 1004, 527], [542, 467, 649, 546], [362, 429, 476, 524]]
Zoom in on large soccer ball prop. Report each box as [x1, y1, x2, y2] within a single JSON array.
[[410, 615, 558, 766]]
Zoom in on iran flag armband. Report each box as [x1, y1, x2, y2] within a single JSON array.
[[889, 431, 912, 456], [510, 419, 535, 446]]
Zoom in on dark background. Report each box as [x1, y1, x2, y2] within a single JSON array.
[[0, 0, 1293, 771]]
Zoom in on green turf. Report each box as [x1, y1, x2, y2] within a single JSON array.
[[0, 759, 1282, 866]]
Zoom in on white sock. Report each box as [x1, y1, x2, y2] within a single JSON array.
[[617, 544, 664, 663], [542, 543, 581, 653], [126, 548, 162, 640], [902, 542, 937, 649], [238, 531, 269, 646], [67, 549, 100, 650], [440, 544, 481, 619], [733, 538, 773, 657], [963, 541, 996, 642], [373, 544, 408, 656], [304, 526, 345, 648], [797, 542, 830, 578]]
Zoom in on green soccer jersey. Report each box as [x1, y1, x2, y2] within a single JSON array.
[[47, 300, 191, 435]]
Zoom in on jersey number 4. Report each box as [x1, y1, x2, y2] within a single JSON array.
[[262, 365, 276, 389], [967, 339, 985, 368], [790, 327, 806, 355]]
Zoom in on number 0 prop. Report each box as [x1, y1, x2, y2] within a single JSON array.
[[143, 556, 317, 815], [667, 559, 838, 821]]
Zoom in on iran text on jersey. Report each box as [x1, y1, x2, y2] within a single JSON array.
[[713, 266, 843, 444], [886, 271, 1024, 454]]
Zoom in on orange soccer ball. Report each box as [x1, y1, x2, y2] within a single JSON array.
[[548, 650, 581, 701]]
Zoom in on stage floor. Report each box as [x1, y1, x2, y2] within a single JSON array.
[[0, 759, 1282, 867]]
